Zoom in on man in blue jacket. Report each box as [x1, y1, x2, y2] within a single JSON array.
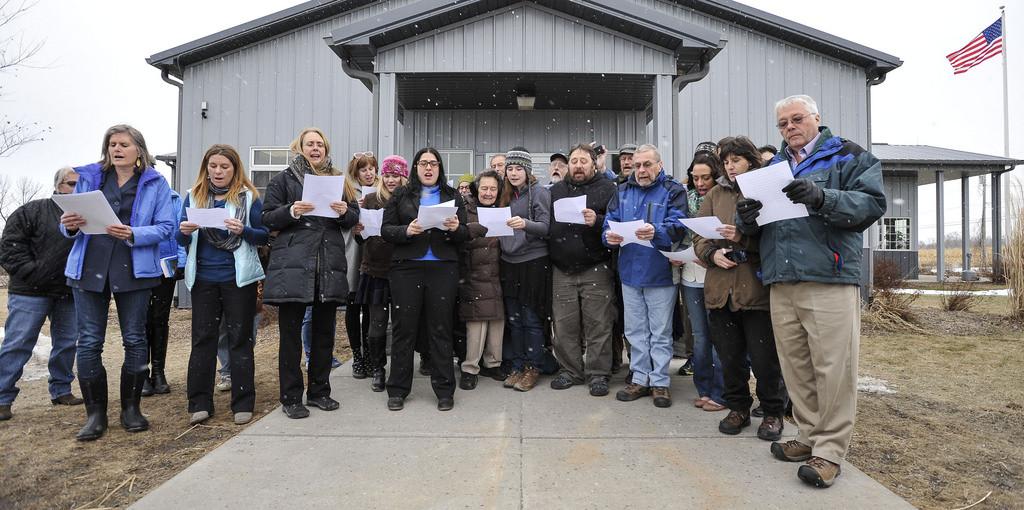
[[603, 144, 687, 408], [736, 95, 886, 488]]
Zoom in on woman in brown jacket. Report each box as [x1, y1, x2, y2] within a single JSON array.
[[353, 155, 408, 392], [457, 170, 506, 390], [693, 136, 785, 442]]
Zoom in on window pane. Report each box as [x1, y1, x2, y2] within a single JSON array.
[[252, 170, 273, 189], [271, 150, 289, 166], [253, 150, 271, 166]]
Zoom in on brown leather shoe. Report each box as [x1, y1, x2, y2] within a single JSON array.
[[615, 383, 651, 402], [503, 371, 523, 389], [757, 415, 784, 441], [651, 387, 672, 408], [718, 410, 750, 435], [514, 367, 540, 392], [798, 456, 842, 488], [771, 440, 813, 462], [51, 393, 84, 406]]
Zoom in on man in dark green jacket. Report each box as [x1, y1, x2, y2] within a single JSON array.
[[736, 94, 886, 489]]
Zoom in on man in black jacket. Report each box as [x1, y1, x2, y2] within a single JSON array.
[[547, 143, 618, 397], [0, 168, 81, 420]]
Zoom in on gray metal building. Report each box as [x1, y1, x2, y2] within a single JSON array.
[[147, 0, 901, 192]]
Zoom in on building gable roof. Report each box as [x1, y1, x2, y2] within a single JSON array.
[[147, 0, 902, 78]]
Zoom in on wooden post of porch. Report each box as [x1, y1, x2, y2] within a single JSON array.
[[936, 170, 945, 282]]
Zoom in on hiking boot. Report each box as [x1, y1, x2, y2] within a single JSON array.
[[757, 415, 784, 441], [514, 367, 540, 392], [51, 393, 84, 406], [652, 387, 672, 408], [459, 373, 478, 391], [503, 371, 523, 389], [718, 410, 750, 435], [771, 440, 813, 462], [0, 404, 11, 421], [283, 403, 310, 419], [589, 376, 610, 397], [387, 397, 405, 411], [798, 457, 842, 488], [549, 373, 576, 390], [216, 375, 232, 392], [615, 383, 651, 402], [306, 396, 340, 411], [479, 366, 507, 381]]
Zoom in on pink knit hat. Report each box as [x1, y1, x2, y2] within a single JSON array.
[[381, 155, 409, 178]]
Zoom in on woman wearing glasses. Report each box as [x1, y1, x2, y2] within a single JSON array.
[[692, 136, 785, 442], [381, 148, 468, 411], [262, 127, 358, 419]]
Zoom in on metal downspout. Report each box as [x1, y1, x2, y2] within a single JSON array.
[[671, 59, 712, 179], [863, 70, 888, 301], [160, 68, 184, 191], [341, 58, 380, 151]]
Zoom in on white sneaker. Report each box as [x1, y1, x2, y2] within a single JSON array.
[[216, 376, 232, 392]]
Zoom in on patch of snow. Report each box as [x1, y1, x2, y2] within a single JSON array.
[[0, 327, 53, 382], [892, 288, 1010, 296], [858, 376, 896, 395]]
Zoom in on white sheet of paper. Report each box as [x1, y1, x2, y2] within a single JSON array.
[[360, 186, 377, 198], [51, 190, 122, 235], [734, 161, 810, 226], [659, 247, 699, 263], [607, 219, 653, 248], [301, 175, 346, 218], [186, 207, 230, 229], [553, 195, 588, 224], [358, 208, 383, 238], [679, 216, 725, 239], [477, 207, 513, 237], [417, 202, 458, 230]]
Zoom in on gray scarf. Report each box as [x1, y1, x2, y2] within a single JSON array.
[[288, 153, 339, 184], [201, 191, 248, 252]]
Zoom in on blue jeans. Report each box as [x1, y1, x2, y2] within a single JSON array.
[[0, 293, 78, 404], [621, 284, 676, 388], [682, 285, 725, 403], [73, 287, 151, 378], [503, 297, 544, 371]]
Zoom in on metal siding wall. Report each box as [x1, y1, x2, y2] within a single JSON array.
[[635, 0, 869, 160], [402, 109, 647, 171], [376, 4, 675, 74], [176, 0, 414, 193]]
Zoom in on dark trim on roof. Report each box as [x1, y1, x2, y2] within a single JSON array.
[[148, 0, 901, 78], [673, 0, 902, 78], [872, 144, 1024, 168], [147, 0, 376, 77]]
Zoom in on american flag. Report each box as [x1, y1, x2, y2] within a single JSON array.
[[946, 18, 1004, 75]]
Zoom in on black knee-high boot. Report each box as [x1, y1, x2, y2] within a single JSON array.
[[120, 366, 150, 432], [76, 368, 108, 441]]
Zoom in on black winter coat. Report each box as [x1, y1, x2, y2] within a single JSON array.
[[261, 167, 358, 304], [0, 198, 74, 297], [458, 202, 503, 322], [548, 172, 616, 274], [381, 185, 469, 261]]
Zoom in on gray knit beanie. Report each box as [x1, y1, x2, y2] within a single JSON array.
[[505, 149, 533, 174]]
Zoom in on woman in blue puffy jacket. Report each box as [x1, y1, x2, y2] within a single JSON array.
[[59, 124, 176, 441]]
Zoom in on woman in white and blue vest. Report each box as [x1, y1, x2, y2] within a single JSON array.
[[177, 145, 268, 426]]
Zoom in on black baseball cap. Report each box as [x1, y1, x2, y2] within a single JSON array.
[[550, 152, 568, 164]]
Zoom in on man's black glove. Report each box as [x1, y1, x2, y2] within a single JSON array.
[[736, 198, 763, 225], [782, 178, 824, 209]]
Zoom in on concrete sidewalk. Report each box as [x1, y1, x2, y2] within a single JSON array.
[[131, 360, 912, 509]]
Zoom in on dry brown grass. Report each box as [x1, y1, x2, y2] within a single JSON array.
[[918, 246, 990, 274], [939, 282, 979, 312], [1004, 198, 1024, 321]]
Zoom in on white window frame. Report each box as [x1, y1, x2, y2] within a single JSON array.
[[878, 217, 912, 251], [439, 149, 475, 184], [249, 146, 290, 193]]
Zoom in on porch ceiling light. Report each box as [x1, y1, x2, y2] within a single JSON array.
[[516, 84, 536, 111]]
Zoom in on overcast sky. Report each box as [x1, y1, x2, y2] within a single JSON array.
[[2, 0, 1022, 243]]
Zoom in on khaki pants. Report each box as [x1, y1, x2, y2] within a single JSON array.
[[769, 282, 860, 465], [461, 319, 504, 375], [551, 264, 616, 382]]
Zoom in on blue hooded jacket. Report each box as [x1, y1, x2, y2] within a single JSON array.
[[603, 169, 688, 287], [159, 189, 187, 272], [61, 163, 176, 281]]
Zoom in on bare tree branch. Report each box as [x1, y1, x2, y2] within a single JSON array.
[[0, 0, 47, 156]]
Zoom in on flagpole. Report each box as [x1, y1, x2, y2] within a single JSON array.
[[1002, 5, 1009, 158]]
